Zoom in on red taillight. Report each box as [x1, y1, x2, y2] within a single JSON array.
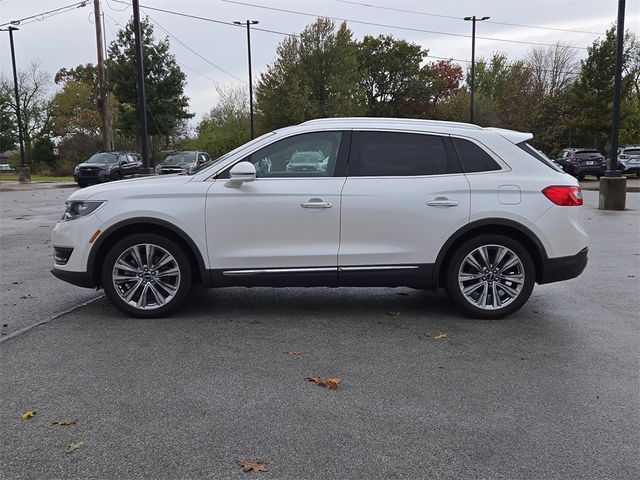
[[542, 186, 584, 206], [619, 154, 628, 160]]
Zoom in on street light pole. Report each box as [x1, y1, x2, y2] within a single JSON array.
[[464, 15, 490, 124], [132, 0, 150, 171], [234, 20, 259, 139], [1, 26, 29, 182]]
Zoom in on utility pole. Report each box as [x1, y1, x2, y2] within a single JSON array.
[[464, 15, 490, 124], [234, 20, 258, 139], [1, 26, 29, 182], [599, 0, 626, 210], [93, 0, 112, 152], [132, 0, 150, 171]]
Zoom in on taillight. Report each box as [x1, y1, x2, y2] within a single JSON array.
[[619, 154, 628, 160], [542, 186, 583, 206]]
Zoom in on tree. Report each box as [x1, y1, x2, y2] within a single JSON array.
[[255, 18, 361, 131], [527, 43, 579, 99], [189, 85, 250, 159], [107, 17, 192, 145], [51, 65, 102, 138], [0, 62, 52, 161], [0, 89, 16, 152], [357, 35, 425, 116]]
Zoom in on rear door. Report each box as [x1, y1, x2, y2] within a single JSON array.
[[338, 130, 470, 287]]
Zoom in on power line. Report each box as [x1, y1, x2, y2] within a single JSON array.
[[142, 11, 245, 83], [0, 1, 89, 27], [336, 0, 603, 35], [218, 0, 588, 50], [111, 0, 298, 37]]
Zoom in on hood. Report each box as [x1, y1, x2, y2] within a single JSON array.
[[76, 162, 113, 168], [67, 174, 194, 202]]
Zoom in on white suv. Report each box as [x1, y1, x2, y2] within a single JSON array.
[[51, 118, 588, 319]]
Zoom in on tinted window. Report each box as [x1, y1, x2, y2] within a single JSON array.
[[241, 131, 342, 178], [351, 132, 453, 177], [452, 137, 501, 173], [624, 149, 640, 155]]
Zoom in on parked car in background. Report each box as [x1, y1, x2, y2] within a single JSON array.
[[52, 118, 588, 320], [0, 163, 14, 172], [285, 151, 329, 173], [555, 148, 605, 179], [74, 151, 143, 187], [616, 145, 640, 177], [155, 151, 210, 175]]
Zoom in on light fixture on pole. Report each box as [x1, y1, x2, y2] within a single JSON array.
[[0, 26, 29, 182], [234, 20, 259, 139], [464, 15, 490, 124]]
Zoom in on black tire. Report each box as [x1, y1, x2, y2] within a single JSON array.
[[110, 171, 122, 181], [445, 234, 535, 319], [101, 233, 192, 318], [77, 181, 88, 188], [577, 174, 585, 180]]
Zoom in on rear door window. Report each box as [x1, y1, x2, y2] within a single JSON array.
[[349, 131, 458, 177]]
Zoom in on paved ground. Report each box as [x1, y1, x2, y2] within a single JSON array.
[[0, 188, 638, 479]]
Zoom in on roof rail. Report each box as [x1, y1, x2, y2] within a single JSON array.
[[300, 117, 483, 130]]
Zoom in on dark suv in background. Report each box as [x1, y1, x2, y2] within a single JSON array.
[[155, 150, 211, 175], [555, 148, 605, 179], [74, 151, 143, 187]]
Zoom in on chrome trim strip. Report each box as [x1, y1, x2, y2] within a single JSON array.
[[339, 265, 420, 271], [222, 267, 336, 276]]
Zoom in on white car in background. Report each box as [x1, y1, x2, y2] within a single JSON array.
[[51, 118, 588, 319]]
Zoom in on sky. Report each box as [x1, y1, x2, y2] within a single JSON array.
[[1, 0, 639, 124]]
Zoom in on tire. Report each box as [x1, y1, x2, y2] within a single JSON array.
[[77, 181, 88, 188], [445, 234, 535, 319], [110, 171, 122, 181], [101, 233, 192, 318], [577, 174, 585, 180]]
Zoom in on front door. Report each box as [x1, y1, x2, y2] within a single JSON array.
[[205, 131, 348, 286]]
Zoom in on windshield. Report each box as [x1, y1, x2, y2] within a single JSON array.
[[162, 152, 197, 165], [191, 131, 278, 174], [86, 153, 118, 164], [289, 151, 325, 164]]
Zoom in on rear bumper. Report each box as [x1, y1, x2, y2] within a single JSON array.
[[539, 247, 588, 284]]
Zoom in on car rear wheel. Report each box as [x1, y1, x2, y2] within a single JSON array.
[[445, 235, 535, 319], [101, 233, 192, 318], [77, 181, 88, 188]]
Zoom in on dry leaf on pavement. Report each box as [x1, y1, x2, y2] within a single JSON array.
[[285, 350, 301, 356], [305, 376, 342, 389], [20, 410, 36, 420], [235, 459, 268, 473], [66, 441, 85, 454], [249, 320, 261, 325], [52, 419, 77, 426], [434, 331, 448, 340], [385, 311, 401, 316]]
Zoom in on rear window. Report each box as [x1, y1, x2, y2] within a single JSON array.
[[452, 137, 501, 173], [574, 150, 601, 158], [623, 149, 640, 155]]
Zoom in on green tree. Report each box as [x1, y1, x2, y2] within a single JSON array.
[[255, 18, 361, 131], [0, 90, 16, 152], [107, 17, 192, 145], [51, 66, 102, 138], [357, 35, 425, 116], [189, 85, 250, 159], [0, 62, 52, 161]]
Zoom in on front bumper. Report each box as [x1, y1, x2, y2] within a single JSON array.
[[539, 247, 588, 284], [50, 267, 95, 288]]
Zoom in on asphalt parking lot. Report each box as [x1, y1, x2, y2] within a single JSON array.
[[1, 186, 639, 479]]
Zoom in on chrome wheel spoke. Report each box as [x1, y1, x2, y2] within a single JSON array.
[[458, 244, 525, 311], [112, 243, 181, 311]]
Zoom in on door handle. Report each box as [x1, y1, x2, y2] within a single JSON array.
[[300, 198, 332, 209], [427, 197, 459, 207]]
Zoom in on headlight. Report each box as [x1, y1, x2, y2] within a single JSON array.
[[74, 166, 80, 173], [61, 201, 105, 221]]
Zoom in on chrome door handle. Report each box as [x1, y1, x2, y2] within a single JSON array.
[[427, 197, 459, 207], [301, 198, 332, 209]]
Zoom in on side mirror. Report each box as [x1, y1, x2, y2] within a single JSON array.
[[224, 161, 256, 188]]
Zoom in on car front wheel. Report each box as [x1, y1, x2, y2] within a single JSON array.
[[101, 233, 192, 317], [445, 235, 535, 319]]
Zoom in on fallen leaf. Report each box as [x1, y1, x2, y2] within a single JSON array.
[[20, 410, 36, 420], [305, 376, 342, 389], [66, 441, 85, 454], [52, 419, 77, 426], [434, 331, 447, 340], [12, 281, 23, 285], [249, 320, 261, 325], [235, 459, 268, 473], [285, 350, 301, 356], [385, 312, 400, 316]]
